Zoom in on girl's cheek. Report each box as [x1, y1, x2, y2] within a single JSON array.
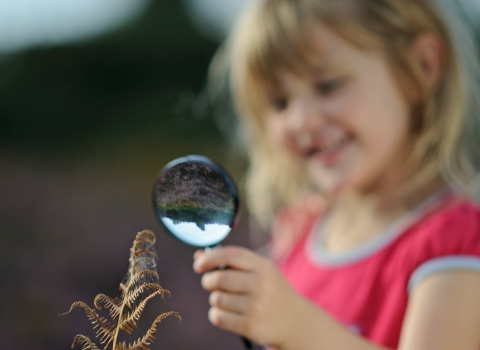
[[280, 140, 305, 162], [265, 117, 284, 144], [281, 137, 301, 155], [267, 121, 298, 153]]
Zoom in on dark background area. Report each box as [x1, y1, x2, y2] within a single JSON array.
[[0, 2, 262, 349]]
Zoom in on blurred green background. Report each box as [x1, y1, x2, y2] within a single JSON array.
[[0, 1, 260, 349]]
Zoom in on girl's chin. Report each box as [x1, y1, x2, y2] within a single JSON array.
[[312, 180, 347, 198], [307, 163, 351, 190], [311, 175, 362, 199], [324, 178, 384, 201]]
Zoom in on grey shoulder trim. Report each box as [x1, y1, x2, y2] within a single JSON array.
[[408, 256, 480, 294]]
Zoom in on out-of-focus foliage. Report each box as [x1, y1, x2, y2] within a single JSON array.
[[0, 1, 253, 350], [0, 1, 223, 158]]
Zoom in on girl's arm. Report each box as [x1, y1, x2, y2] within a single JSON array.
[[194, 246, 480, 350], [398, 270, 480, 350]]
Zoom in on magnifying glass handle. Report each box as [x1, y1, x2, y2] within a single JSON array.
[[242, 337, 254, 348]]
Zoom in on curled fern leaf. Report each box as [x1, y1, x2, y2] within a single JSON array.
[[71, 335, 101, 350], [94, 294, 122, 320], [116, 311, 182, 350]]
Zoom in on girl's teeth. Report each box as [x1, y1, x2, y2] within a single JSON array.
[[322, 137, 347, 153], [304, 136, 350, 157]]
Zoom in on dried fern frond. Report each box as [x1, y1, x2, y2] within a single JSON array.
[[94, 294, 122, 320], [115, 311, 182, 350], [71, 335, 101, 350], [119, 289, 166, 334], [60, 301, 116, 347], [61, 230, 181, 350]]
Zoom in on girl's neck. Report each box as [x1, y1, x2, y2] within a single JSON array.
[[322, 177, 446, 253]]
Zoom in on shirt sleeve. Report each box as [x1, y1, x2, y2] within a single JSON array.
[[406, 200, 480, 294]]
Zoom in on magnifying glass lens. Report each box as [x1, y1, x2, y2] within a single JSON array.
[[153, 155, 239, 248]]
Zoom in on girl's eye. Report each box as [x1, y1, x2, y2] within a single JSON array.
[[270, 97, 288, 111], [315, 79, 343, 95]]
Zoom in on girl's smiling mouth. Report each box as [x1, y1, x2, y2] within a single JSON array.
[[305, 134, 353, 166]]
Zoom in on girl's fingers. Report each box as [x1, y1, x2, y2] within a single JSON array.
[[201, 269, 253, 294], [193, 246, 259, 273], [193, 249, 203, 260], [208, 306, 249, 336], [209, 291, 250, 314]]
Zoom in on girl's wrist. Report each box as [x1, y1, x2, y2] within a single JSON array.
[[273, 295, 327, 350]]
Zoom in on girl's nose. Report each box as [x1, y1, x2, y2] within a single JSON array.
[[286, 98, 324, 134]]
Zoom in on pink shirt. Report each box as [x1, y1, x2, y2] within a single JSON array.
[[278, 195, 480, 349]]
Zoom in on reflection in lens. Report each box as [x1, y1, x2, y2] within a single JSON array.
[[153, 157, 238, 247], [161, 218, 231, 246]]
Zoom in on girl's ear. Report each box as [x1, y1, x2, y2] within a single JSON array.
[[410, 32, 445, 92]]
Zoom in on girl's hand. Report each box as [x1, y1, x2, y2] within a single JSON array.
[[193, 246, 304, 348]]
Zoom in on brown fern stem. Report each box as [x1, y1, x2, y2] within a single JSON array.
[[120, 289, 165, 334]]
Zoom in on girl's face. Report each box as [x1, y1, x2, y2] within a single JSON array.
[[264, 24, 413, 196]]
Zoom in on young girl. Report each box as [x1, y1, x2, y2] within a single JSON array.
[[193, 0, 480, 349]]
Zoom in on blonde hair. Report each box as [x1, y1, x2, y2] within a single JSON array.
[[214, 0, 480, 227]]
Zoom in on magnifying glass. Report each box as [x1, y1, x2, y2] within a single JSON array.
[[152, 155, 254, 348]]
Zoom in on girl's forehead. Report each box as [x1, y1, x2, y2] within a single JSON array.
[[308, 23, 366, 60], [260, 24, 366, 83]]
